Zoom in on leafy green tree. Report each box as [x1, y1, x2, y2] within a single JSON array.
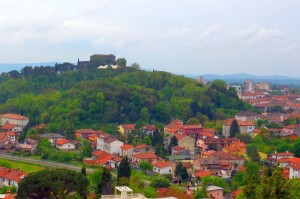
[[138, 161, 153, 173], [140, 107, 150, 123], [150, 176, 170, 188], [130, 62, 141, 70], [186, 117, 200, 125], [174, 162, 189, 183], [17, 169, 89, 199], [243, 162, 261, 199], [236, 133, 252, 144], [294, 142, 300, 157], [230, 119, 240, 138], [81, 139, 92, 157], [117, 156, 131, 183], [116, 58, 127, 67], [144, 136, 152, 146], [246, 144, 260, 162]]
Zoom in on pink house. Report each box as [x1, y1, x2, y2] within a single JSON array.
[[206, 185, 224, 199]]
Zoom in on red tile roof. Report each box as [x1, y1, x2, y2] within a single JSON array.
[[153, 161, 171, 168], [135, 144, 148, 150], [120, 124, 135, 131], [157, 188, 193, 199], [1, 169, 27, 183], [223, 118, 254, 126], [173, 134, 187, 141], [132, 152, 157, 159], [271, 152, 294, 156], [0, 113, 28, 120], [194, 171, 211, 178], [2, 123, 17, 131], [182, 162, 193, 168], [143, 125, 156, 131], [211, 151, 242, 160], [76, 129, 94, 134], [105, 137, 117, 144], [120, 144, 133, 150], [92, 150, 111, 158], [55, 139, 71, 145], [6, 132, 16, 136]]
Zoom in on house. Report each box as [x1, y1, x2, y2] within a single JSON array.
[[142, 125, 156, 136], [222, 142, 246, 156], [5, 132, 16, 143], [222, 118, 255, 137], [0, 168, 27, 189], [193, 157, 220, 171], [132, 152, 157, 164], [41, 133, 65, 145], [104, 138, 123, 154], [289, 162, 300, 179], [55, 139, 75, 150], [134, 144, 151, 153], [153, 161, 172, 175], [197, 138, 240, 151], [270, 151, 294, 160], [235, 111, 258, 121], [118, 124, 135, 135], [1, 123, 22, 133], [120, 144, 134, 158], [278, 157, 300, 168], [17, 138, 38, 153], [0, 114, 29, 130], [164, 119, 183, 135], [0, 134, 9, 148], [108, 156, 122, 168], [171, 134, 195, 153], [210, 151, 244, 166], [97, 133, 112, 150], [193, 170, 211, 179], [157, 187, 193, 199], [170, 147, 195, 161], [206, 185, 224, 199], [83, 150, 113, 166], [75, 129, 95, 139]]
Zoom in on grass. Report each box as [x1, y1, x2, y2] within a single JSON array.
[[0, 159, 45, 173], [131, 169, 156, 181]]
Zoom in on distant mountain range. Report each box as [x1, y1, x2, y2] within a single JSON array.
[[185, 73, 300, 86], [0, 62, 59, 73]]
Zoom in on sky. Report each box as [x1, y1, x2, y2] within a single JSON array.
[[0, 0, 299, 76]]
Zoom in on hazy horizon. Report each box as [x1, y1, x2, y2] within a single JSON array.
[[0, 1, 299, 76]]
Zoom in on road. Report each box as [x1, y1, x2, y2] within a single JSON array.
[[0, 154, 151, 185]]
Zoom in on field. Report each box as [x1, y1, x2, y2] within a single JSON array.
[[0, 159, 45, 173]]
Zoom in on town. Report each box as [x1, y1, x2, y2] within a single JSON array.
[[0, 66, 300, 198]]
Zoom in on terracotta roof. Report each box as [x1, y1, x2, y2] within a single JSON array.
[[291, 162, 300, 170], [173, 134, 187, 141], [182, 162, 193, 168], [2, 169, 27, 183], [135, 144, 148, 150], [0, 113, 28, 120], [105, 137, 117, 144], [76, 129, 94, 134], [143, 125, 156, 131], [194, 171, 211, 178], [173, 146, 185, 151], [120, 144, 133, 150], [120, 124, 135, 131], [235, 111, 257, 116], [271, 152, 294, 156], [92, 150, 111, 158], [132, 152, 157, 159], [201, 150, 216, 156], [223, 118, 254, 126], [157, 188, 193, 199], [153, 161, 171, 168], [55, 139, 71, 145], [0, 133, 9, 143], [2, 123, 17, 130], [98, 133, 111, 139], [6, 132, 16, 136]]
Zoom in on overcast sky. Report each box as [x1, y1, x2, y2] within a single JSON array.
[[0, 0, 299, 76]]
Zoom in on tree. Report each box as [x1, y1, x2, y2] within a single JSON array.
[[117, 156, 131, 183], [186, 117, 200, 125], [139, 161, 153, 173], [17, 169, 89, 199], [294, 142, 300, 157], [130, 62, 141, 70], [98, 168, 113, 195], [230, 119, 240, 138], [243, 162, 261, 199], [168, 136, 178, 154], [81, 139, 92, 157], [174, 162, 189, 183], [81, 167, 86, 176], [116, 58, 127, 67], [246, 144, 260, 162], [236, 133, 252, 144], [140, 107, 150, 123], [150, 176, 170, 188]]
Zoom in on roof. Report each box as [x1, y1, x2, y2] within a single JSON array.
[[173, 134, 187, 141], [271, 152, 294, 156], [132, 152, 157, 159], [206, 185, 224, 191], [194, 171, 211, 178], [143, 125, 156, 131], [105, 137, 117, 144], [2, 123, 17, 130], [135, 144, 148, 150], [0, 113, 28, 120], [25, 138, 38, 145], [182, 162, 193, 168], [157, 188, 193, 199], [195, 157, 220, 165], [235, 111, 257, 116], [120, 124, 135, 131], [6, 132, 16, 136], [92, 150, 111, 158], [75, 129, 94, 134], [41, 133, 64, 139], [211, 151, 242, 160], [223, 118, 255, 126], [153, 161, 171, 168], [1, 169, 27, 183], [120, 144, 133, 150], [55, 139, 71, 145]]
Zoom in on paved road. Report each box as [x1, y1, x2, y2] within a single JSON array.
[[0, 154, 96, 173]]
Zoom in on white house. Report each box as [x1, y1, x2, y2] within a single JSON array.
[[96, 133, 111, 150], [41, 133, 65, 145], [0, 168, 27, 189], [270, 151, 294, 160], [104, 138, 123, 154], [153, 161, 172, 175], [120, 144, 134, 158], [1, 123, 22, 132], [55, 139, 75, 150], [289, 162, 300, 179], [0, 113, 29, 129]]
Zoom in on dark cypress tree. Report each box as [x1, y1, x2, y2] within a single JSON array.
[[99, 168, 113, 195], [168, 136, 178, 155], [81, 167, 86, 176], [117, 156, 131, 182], [229, 119, 240, 138], [174, 162, 189, 183]]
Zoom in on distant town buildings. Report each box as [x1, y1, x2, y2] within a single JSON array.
[[244, 80, 254, 92]]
